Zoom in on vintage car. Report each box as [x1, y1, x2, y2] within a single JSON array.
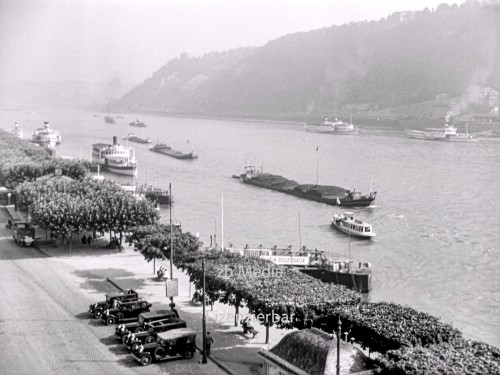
[[12, 221, 36, 247], [132, 328, 197, 366], [115, 309, 180, 339], [102, 300, 152, 325], [124, 318, 188, 350], [89, 289, 139, 318]]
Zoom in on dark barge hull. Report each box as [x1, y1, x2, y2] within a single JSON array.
[[300, 268, 371, 292], [144, 193, 171, 205], [240, 177, 375, 207], [150, 149, 198, 160]]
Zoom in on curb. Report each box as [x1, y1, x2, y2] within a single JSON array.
[[33, 243, 52, 257], [195, 345, 235, 375]]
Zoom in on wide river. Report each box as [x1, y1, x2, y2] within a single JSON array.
[[2, 109, 499, 347]]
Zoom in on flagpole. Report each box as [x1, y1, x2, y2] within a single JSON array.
[[298, 211, 302, 250], [316, 146, 319, 185], [221, 192, 224, 251]]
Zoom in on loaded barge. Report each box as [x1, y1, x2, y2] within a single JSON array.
[[233, 163, 376, 207]]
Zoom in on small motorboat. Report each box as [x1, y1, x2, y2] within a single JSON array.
[[330, 212, 376, 239]]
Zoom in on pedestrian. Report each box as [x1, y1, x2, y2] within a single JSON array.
[[206, 332, 214, 356], [87, 235, 92, 245], [81, 234, 87, 245], [92, 231, 96, 241]]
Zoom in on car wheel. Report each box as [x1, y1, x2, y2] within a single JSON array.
[[145, 336, 155, 344], [106, 317, 115, 325], [183, 350, 194, 359], [140, 354, 152, 366], [154, 347, 165, 359], [135, 327, 144, 333], [116, 312, 124, 321], [93, 310, 102, 319]]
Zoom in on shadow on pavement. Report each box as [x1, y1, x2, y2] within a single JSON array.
[[0, 241, 47, 260], [73, 268, 147, 294], [74, 312, 92, 320]]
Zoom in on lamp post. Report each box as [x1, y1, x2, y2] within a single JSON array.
[[7, 192, 11, 206], [336, 317, 341, 375], [169, 183, 175, 310], [202, 256, 207, 364]]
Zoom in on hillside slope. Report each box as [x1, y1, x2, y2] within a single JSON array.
[[114, 2, 500, 119]]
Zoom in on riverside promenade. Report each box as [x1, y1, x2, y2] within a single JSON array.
[[0, 206, 292, 375]]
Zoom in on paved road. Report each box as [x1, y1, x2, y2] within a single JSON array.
[[0, 227, 225, 375]]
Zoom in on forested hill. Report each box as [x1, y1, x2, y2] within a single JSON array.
[[114, 2, 500, 119]]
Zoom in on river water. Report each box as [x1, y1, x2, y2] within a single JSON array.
[[2, 109, 499, 347]]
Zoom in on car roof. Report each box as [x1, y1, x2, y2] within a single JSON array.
[[147, 318, 183, 327], [118, 300, 146, 306], [157, 328, 197, 340], [140, 310, 174, 318]]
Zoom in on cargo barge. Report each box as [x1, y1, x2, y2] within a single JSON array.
[[233, 163, 376, 207]]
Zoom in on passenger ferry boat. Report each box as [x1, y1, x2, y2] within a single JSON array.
[[92, 136, 137, 176], [11, 122, 23, 139], [406, 123, 478, 143], [304, 115, 359, 135], [330, 212, 376, 239], [31, 122, 61, 148]]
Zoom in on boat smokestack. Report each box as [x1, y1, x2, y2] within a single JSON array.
[[113, 136, 117, 145]]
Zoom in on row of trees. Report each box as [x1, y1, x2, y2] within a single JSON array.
[[17, 178, 159, 248], [128, 225, 499, 374], [0, 129, 95, 188]]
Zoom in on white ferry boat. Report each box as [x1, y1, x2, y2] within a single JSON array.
[[92, 136, 137, 176], [304, 116, 359, 135], [406, 123, 478, 143], [31, 122, 61, 148], [330, 212, 376, 239], [11, 122, 23, 139]]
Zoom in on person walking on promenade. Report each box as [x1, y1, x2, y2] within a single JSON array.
[[87, 235, 92, 245], [81, 234, 87, 245], [206, 332, 214, 356]]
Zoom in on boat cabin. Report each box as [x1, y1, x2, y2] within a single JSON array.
[[332, 212, 375, 238]]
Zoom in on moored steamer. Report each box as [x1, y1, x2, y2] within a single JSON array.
[[92, 136, 137, 176], [228, 245, 371, 292]]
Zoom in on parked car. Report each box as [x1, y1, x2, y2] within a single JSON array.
[[132, 328, 197, 366], [89, 289, 139, 318], [102, 300, 152, 325], [124, 318, 188, 350], [12, 221, 36, 247], [5, 218, 22, 230], [115, 309, 180, 339]]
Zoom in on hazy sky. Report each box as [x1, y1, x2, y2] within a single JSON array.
[[0, 0, 466, 84]]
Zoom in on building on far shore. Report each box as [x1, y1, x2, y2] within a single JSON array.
[[258, 328, 376, 375]]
